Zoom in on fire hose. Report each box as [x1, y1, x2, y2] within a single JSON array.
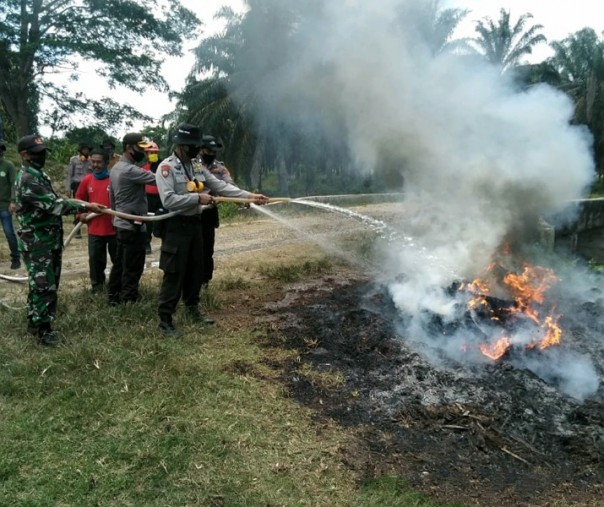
[[0, 196, 291, 284]]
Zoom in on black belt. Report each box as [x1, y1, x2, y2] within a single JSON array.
[[171, 214, 202, 224]]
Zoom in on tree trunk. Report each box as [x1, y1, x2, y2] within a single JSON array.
[[250, 140, 264, 190], [277, 151, 289, 196], [0, 90, 30, 138]]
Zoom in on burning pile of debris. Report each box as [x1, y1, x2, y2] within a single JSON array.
[[259, 266, 603, 506], [453, 262, 563, 361]]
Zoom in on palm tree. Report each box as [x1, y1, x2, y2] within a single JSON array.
[[549, 28, 604, 182], [397, 0, 471, 56], [472, 9, 547, 72]]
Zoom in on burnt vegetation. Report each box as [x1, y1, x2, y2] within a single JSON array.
[[257, 277, 603, 507]]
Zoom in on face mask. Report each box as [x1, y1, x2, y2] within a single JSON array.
[[184, 145, 199, 160], [29, 151, 47, 169], [131, 148, 146, 163], [148, 153, 159, 163], [202, 153, 216, 165]]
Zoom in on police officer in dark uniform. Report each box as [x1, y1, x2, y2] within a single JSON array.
[[107, 133, 155, 305], [193, 135, 234, 287], [155, 123, 268, 336]]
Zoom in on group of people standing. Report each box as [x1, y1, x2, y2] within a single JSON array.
[[9, 123, 268, 345]]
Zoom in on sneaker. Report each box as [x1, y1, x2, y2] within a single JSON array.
[[10, 260, 21, 270], [186, 307, 215, 325], [38, 329, 61, 347], [159, 318, 182, 338]]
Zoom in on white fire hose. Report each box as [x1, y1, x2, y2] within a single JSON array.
[[0, 196, 290, 285], [0, 206, 181, 285]]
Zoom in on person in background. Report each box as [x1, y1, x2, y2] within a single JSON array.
[[0, 139, 21, 269], [66, 141, 93, 238], [142, 141, 162, 254], [75, 148, 117, 292], [15, 135, 104, 346], [193, 135, 233, 289], [155, 123, 269, 337], [101, 138, 120, 169], [66, 141, 92, 197], [107, 133, 156, 306]]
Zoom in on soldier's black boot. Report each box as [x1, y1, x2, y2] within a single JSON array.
[[159, 315, 182, 338], [186, 306, 215, 325], [37, 324, 61, 347]]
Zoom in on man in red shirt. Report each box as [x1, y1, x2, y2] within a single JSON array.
[[76, 148, 116, 292]]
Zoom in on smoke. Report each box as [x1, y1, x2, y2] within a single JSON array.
[[239, 0, 600, 399]]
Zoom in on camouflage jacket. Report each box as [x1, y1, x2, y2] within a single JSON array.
[[14, 164, 85, 251]]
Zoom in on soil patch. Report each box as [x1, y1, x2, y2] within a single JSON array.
[[256, 273, 603, 507]]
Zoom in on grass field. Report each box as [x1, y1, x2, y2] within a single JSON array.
[[0, 236, 460, 506]]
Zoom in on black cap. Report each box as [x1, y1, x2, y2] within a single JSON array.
[[172, 123, 203, 146], [18, 135, 50, 153], [122, 132, 152, 149], [201, 135, 223, 151]]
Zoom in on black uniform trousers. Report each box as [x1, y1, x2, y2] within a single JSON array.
[[108, 227, 147, 304], [200, 206, 219, 285], [88, 234, 117, 291], [145, 193, 162, 246], [158, 215, 204, 320]]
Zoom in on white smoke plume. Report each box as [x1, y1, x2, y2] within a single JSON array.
[[242, 0, 600, 399]]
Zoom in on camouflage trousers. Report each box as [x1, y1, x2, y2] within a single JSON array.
[[21, 248, 62, 328]]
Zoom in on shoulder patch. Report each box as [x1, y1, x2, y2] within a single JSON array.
[[160, 164, 171, 178]]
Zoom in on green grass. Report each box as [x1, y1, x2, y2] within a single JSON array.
[[0, 269, 456, 506], [257, 258, 333, 283]]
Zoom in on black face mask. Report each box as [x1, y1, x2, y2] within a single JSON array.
[[29, 151, 47, 169], [201, 153, 216, 165], [184, 145, 199, 160], [131, 148, 146, 163]]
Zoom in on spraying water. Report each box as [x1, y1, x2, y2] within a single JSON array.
[[291, 199, 400, 243], [251, 203, 375, 270]]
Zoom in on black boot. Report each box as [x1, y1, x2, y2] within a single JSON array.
[[159, 315, 182, 338], [37, 324, 61, 347], [186, 306, 215, 325]]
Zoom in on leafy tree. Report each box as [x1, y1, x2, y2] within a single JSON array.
[[0, 0, 199, 136], [472, 9, 546, 71], [549, 28, 604, 180], [64, 125, 109, 149]]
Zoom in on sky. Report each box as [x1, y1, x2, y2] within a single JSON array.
[[46, 0, 604, 136]]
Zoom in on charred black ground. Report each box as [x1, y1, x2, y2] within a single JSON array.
[[256, 275, 603, 507]]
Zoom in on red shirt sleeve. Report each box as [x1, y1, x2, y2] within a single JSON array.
[[75, 174, 90, 201]]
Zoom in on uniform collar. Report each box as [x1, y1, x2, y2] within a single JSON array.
[[24, 165, 46, 178]]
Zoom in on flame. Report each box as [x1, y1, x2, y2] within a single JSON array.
[[462, 264, 562, 360], [479, 336, 512, 360]]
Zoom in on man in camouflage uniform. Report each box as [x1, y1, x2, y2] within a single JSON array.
[[193, 135, 234, 287], [15, 135, 104, 346], [155, 123, 269, 337]]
